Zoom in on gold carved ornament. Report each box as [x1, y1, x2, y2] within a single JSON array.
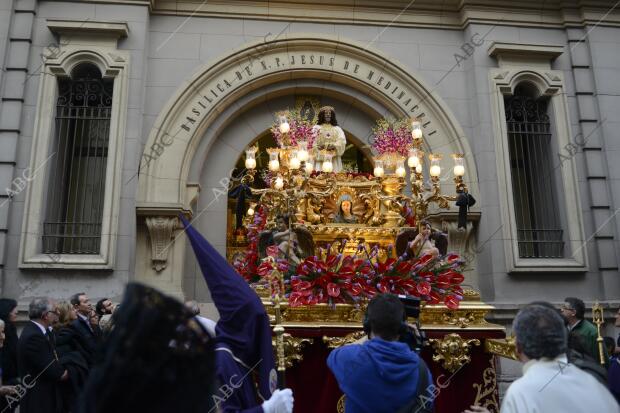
[[429, 333, 480, 373], [322, 331, 366, 349], [472, 358, 500, 413], [484, 336, 517, 360], [271, 333, 314, 369]]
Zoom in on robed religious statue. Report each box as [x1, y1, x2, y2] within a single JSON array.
[[259, 214, 315, 264], [395, 220, 448, 259], [312, 106, 347, 172]]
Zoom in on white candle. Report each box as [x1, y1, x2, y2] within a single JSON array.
[[396, 166, 406, 177], [247, 207, 255, 216], [268, 159, 280, 172], [322, 160, 333, 173], [245, 158, 256, 169], [454, 164, 465, 177], [374, 166, 385, 177], [430, 164, 441, 177], [274, 176, 284, 189], [289, 157, 301, 170]]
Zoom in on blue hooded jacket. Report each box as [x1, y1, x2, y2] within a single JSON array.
[[327, 338, 431, 413]]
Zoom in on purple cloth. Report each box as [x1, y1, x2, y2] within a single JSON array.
[[180, 215, 276, 410]]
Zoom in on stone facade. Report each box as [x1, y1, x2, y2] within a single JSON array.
[[0, 0, 619, 391]]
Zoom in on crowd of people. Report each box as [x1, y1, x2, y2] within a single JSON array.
[[0, 294, 115, 413], [0, 219, 617, 413]]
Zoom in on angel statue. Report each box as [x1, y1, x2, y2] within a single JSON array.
[[259, 214, 315, 264], [312, 106, 347, 172], [395, 220, 448, 259]]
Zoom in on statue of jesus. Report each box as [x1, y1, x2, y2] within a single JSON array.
[[312, 106, 346, 172]]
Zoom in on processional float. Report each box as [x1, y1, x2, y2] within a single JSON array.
[[227, 106, 512, 413]]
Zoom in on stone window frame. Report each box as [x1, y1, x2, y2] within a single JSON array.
[[19, 20, 129, 269], [489, 42, 588, 273]]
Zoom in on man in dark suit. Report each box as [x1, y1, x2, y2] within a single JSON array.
[[17, 298, 68, 413], [70, 292, 101, 366]]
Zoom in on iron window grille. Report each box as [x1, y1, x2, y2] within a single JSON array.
[[504, 86, 565, 259], [42, 64, 113, 254]]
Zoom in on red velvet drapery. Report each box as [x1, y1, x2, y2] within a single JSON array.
[[284, 328, 503, 413]]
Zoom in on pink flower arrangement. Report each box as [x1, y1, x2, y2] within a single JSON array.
[[371, 118, 413, 157], [271, 110, 316, 148]]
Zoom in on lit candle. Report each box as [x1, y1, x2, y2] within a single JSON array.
[[268, 150, 280, 172], [429, 154, 442, 177], [374, 159, 385, 178], [452, 154, 465, 176], [245, 148, 257, 170], [289, 151, 301, 170], [274, 176, 284, 189], [321, 153, 333, 173], [245, 158, 256, 169], [407, 148, 420, 168], [411, 119, 423, 140], [278, 115, 290, 134], [297, 140, 309, 162], [322, 160, 333, 173], [305, 159, 314, 174], [395, 158, 406, 177], [415, 164, 422, 174], [247, 206, 255, 216]]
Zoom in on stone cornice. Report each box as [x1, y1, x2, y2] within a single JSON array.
[[488, 42, 564, 60], [47, 19, 130, 38], [146, 0, 620, 29]]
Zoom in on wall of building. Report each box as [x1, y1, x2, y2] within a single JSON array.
[[0, 0, 618, 390]]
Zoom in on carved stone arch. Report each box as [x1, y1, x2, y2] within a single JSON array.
[[137, 34, 478, 208], [495, 69, 563, 98], [47, 49, 125, 79], [135, 34, 478, 298]]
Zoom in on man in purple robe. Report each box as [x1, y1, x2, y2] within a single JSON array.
[[181, 216, 294, 413]]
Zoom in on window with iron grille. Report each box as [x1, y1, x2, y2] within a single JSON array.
[[504, 84, 565, 259], [42, 63, 113, 254]]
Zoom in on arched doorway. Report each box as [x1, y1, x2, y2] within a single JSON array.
[[135, 34, 478, 303]]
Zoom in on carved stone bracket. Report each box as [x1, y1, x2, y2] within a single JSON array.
[[323, 331, 366, 349], [272, 333, 314, 368], [145, 216, 178, 272], [429, 333, 480, 372]]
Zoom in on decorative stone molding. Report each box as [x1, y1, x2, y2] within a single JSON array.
[[145, 216, 178, 272], [46, 20, 129, 38], [488, 43, 588, 273], [18, 21, 130, 269], [149, 1, 620, 30]]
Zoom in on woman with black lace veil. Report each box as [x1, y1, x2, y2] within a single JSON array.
[[76, 283, 216, 413]]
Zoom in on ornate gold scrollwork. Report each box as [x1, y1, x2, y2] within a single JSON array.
[[472, 359, 500, 413], [439, 311, 478, 328], [271, 333, 314, 368], [429, 333, 480, 372], [323, 331, 366, 349], [485, 336, 517, 360], [336, 395, 346, 413]]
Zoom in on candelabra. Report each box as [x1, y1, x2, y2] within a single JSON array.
[[372, 119, 468, 221]]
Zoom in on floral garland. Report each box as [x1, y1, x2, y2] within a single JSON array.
[[231, 209, 467, 309], [270, 109, 316, 148], [232, 206, 268, 283], [371, 117, 413, 157], [286, 246, 465, 309]]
